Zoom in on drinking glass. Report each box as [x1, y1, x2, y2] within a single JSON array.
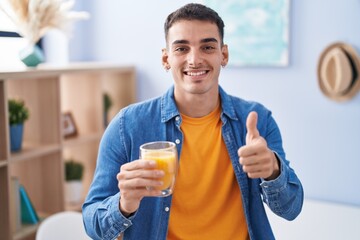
[[140, 141, 178, 197]]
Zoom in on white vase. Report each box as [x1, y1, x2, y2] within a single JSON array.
[[65, 180, 83, 204], [42, 29, 69, 66]]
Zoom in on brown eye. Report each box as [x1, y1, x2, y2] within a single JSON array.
[[203, 46, 216, 52], [175, 47, 187, 52]]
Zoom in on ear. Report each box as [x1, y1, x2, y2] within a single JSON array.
[[162, 48, 170, 69], [221, 44, 229, 67]]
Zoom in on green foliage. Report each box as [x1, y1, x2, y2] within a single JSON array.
[[103, 93, 113, 112], [8, 99, 30, 125], [65, 160, 84, 181]]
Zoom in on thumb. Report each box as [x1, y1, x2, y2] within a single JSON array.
[[246, 111, 260, 144]]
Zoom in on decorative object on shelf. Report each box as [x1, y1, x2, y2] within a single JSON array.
[[103, 92, 113, 127], [19, 43, 45, 67], [8, 98, 29, 152], [0, 0, 89, 67], [64, 159, 84, 203], [10, 177, 21, 233], [19, 184, 40, 224], [42, 28, 69, 66], [62, 112, 77, 138], [317, 42, 360, 102]]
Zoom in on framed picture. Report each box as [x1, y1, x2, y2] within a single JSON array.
[[203, 0, 290, 67], [62, 112, 77, 138]]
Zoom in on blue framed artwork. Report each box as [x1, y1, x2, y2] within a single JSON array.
[[204, 0, 290, 67]]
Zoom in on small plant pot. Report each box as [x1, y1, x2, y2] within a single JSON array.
[[19, 44, 44, 67], [65, 180, 83, 204], [10, 124, 24, 152]]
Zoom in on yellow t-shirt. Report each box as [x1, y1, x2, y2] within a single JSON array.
[[167, 103, 249, 240]]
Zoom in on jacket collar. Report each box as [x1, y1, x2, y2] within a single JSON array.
[[160, 86, 180, 123], [160, 85, 238, 123]]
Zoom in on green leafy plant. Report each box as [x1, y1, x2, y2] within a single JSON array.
[[65, 160, 84, 181], [8, 99, 30, 125], [103, 93, 113, 113]]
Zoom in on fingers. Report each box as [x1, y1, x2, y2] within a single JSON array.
[[118, 173, 164, 189], [117, 160, 165, 214], [238, 137, 267, 157], [120, 159, 157, 171], [118, 161, 164, 187], [246, 111, 260, 144], [238, 120, 276, 179], [119, 180, 163, 198], [239, 153, 274, 179], [239, 143, 271, 166], [120, 167, 164, 180], [119, 186, 161, 215], [117, 160, 164, 195]]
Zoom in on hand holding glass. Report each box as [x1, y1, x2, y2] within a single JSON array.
[[140, 141, 178, 197]]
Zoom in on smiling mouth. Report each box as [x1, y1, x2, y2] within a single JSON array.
[[184, 70, 209, 76]]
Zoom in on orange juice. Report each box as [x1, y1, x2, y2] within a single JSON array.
[[143, 151, 176, 190]]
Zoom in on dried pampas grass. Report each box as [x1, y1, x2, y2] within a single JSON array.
[[0, 0, 89, 44]]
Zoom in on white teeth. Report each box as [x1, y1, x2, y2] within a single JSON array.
[[187, 71, 206, 76]]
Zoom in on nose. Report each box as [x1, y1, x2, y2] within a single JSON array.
[[187, 48, 203, 67]]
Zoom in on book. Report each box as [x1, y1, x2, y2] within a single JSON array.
[[10, 177, 21, 233], [19, 184, 40, 224]]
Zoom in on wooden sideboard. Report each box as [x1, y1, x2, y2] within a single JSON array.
[[0, 63, 136, 240]]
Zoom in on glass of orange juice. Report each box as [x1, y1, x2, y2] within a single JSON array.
[[140, 141, 178, 197]]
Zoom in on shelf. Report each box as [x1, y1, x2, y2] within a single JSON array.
[[0, 167, 10, 240], [0, 63, 136, 240], [63, 132, 103, 147], [0, 80, 8, 161], [0, 160, 7, 168], [10, 152, 64, 215], [0, 62, 135, 79], [12, 211, 51, 240], [13, 223, 40, 240], [62, 141, 100, 201], [6, 77, 61, 153], [8, 143, 61, 164], [65, 201, 83, 212]]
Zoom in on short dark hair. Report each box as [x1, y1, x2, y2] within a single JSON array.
[[164, 3, 225, 45]]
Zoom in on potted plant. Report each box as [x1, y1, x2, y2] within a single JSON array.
[[103, 92, 113, 127], [64, 159, 84, 203], [8, 98, 29, 152]]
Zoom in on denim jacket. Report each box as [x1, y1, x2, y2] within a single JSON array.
[[82, 86, 303, 240]]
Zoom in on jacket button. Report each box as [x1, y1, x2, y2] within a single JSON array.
[[165, 207, 170, 212], [175, 139, 180, 144], [175, 116, 180, 121]]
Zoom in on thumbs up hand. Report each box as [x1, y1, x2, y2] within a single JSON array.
[[245, 111, 260, 144], [238, 111, 280, 180]]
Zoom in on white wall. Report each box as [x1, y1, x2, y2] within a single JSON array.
[[71, 0, 360, 206], [266, 199, 360, 240]]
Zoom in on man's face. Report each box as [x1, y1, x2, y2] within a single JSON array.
[[162, 20, 228, 97]]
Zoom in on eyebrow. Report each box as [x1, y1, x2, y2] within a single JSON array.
[[172, 38, 218, 45]]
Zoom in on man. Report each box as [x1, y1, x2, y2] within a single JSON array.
[[82, 3, 303, 240]]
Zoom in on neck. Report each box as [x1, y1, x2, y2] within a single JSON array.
[[174, 88, 220, 118]]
